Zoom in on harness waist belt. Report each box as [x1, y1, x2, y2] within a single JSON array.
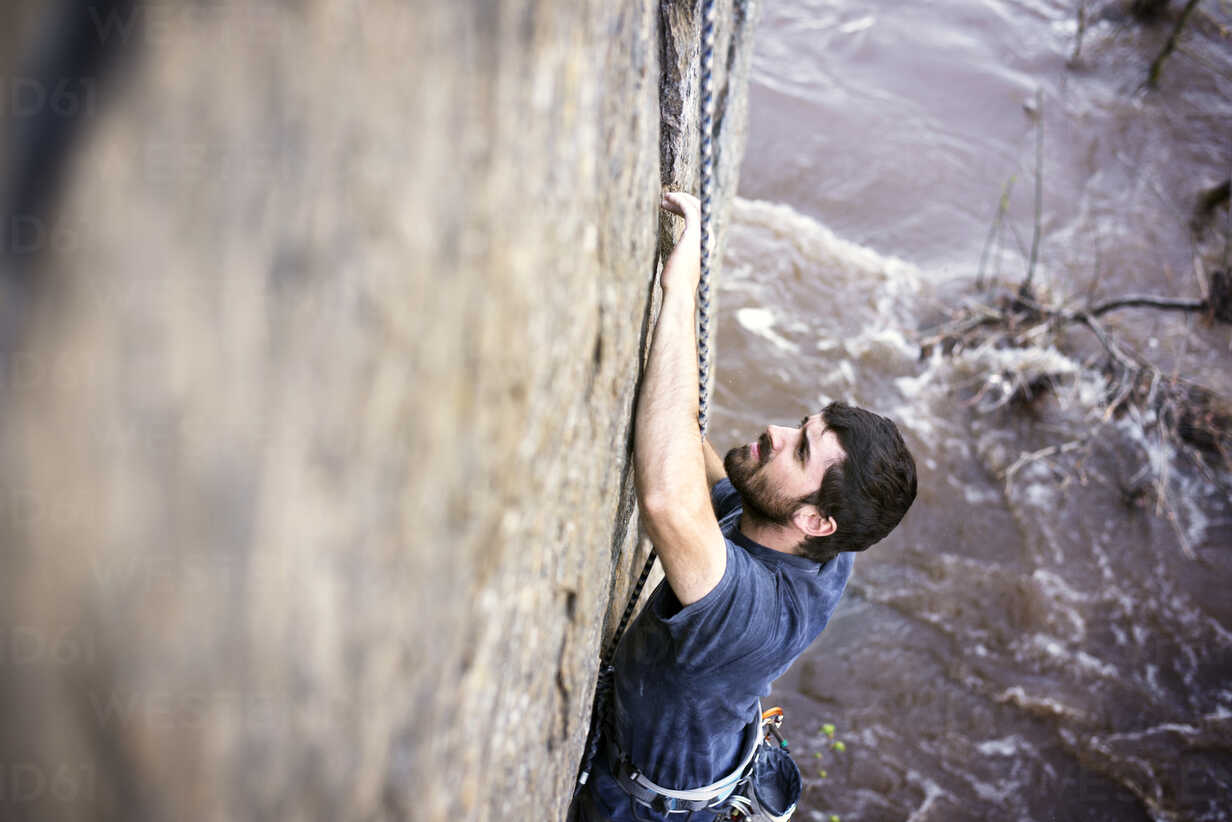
[[604, 701, 762, 814]]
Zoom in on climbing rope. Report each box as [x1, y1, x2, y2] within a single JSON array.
[[573, 0, 720, 801], [697, 0, 718, 436]]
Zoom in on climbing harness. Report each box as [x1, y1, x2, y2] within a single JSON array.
[[603, 703, 762, 814], [600, 703, 803, 821]]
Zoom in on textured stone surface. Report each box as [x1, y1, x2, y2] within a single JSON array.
[[0, 1, 758, 820]]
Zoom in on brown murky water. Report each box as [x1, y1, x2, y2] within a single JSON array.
[[709, 1, 1232, 819]]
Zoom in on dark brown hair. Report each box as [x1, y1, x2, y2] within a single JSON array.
[[800, 402, 917, 562]]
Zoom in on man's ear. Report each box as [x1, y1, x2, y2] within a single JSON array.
[[793, 505, 836, 538]]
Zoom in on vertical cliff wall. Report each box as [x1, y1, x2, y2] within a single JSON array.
[[0, 1, 758, 820]]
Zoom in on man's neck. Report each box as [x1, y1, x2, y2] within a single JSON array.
[[738, 514, 803, 556]]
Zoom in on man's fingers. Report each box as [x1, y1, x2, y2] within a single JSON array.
[[660, 191, 700, 220], [660, 195, 689, 216], [660, 196, 684, 216]]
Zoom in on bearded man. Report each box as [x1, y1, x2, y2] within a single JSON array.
[[570, 192, 917, 822]]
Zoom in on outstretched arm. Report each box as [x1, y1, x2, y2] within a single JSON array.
[[634, 192, 726, 605]]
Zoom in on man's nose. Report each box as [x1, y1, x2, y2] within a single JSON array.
[[767, 425, 788, 452]]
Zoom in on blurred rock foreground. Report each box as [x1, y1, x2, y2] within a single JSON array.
[[0, 1, 757, 820]]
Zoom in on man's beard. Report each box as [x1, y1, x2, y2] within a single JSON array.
[[724, 438, 800, 527]]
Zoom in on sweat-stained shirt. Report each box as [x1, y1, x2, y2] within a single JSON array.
[[587, 477, 854, 822]]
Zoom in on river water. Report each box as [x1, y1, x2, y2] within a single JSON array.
[[708, 1, 1232, 819]]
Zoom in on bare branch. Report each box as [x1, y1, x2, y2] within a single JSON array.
[[1020, 89, 1045, 299], [1146, 0, 1203, 88], [1088, 294, 1207, 316], [1069, 0, 1088, 66], [1073, 312, 1143, 372], [976, 175, 1017, 291], [1002, 439, 1086, 490]]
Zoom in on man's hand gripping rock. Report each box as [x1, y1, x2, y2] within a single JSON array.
[[659, 191, 702, 295]]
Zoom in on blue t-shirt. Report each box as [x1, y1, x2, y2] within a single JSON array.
[[588, 478, 853, 821]]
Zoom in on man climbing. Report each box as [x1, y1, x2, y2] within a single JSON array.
[[570, 191, 917, 821]]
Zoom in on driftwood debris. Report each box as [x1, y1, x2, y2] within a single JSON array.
[[922, 272, 1230, 438], [920, 272, 1231, 556]]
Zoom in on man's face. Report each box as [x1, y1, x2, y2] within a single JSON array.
[[724, 413, 846, 526]]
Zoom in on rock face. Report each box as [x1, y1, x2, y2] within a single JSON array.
[[0, 1, 757, 820]]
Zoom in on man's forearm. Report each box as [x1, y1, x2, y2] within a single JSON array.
[[634, 281, 708, 515]]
